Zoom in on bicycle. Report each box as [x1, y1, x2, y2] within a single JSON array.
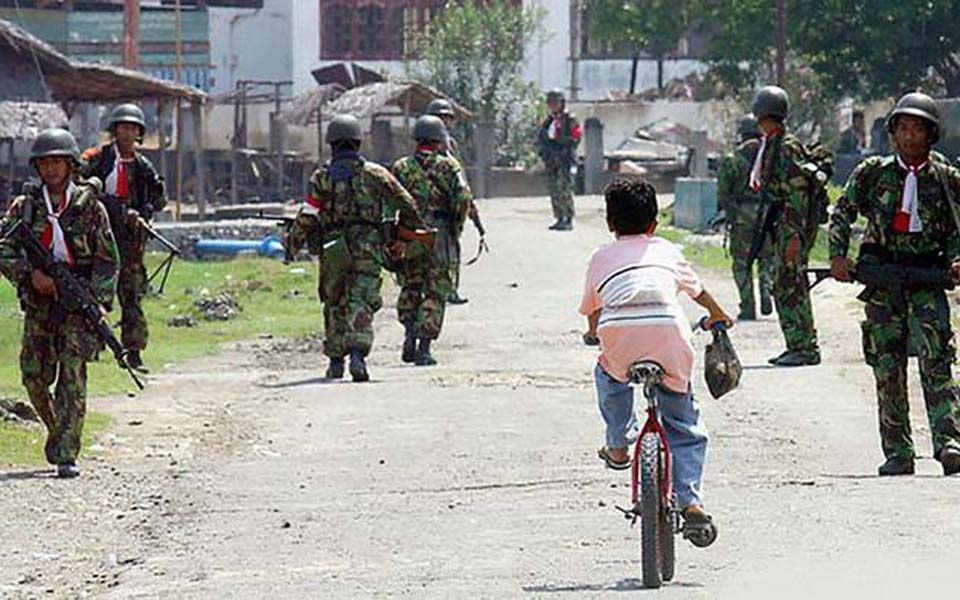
[[615, 332, 720, 588]]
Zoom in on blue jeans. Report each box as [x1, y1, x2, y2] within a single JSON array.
[[595, 363, 708, 509]]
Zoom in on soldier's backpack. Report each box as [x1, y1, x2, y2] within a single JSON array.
[[796, 141, 835, 225]]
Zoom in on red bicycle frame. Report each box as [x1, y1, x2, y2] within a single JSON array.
[[630, 400, 673, 508]]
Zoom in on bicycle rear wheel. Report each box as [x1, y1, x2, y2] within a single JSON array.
[[660, 491, 676, 581], [639, 433, 662, 589]]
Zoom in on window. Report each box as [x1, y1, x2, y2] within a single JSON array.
[[320, 0, 522, 60]]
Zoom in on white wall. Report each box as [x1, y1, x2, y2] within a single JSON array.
[[208, 0, 294, 95], [523, 0, 570, 95]]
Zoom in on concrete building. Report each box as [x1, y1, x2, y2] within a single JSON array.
[[207, 0, 708, 99]]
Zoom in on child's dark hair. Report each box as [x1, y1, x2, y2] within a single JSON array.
[[604, 178, 658, 235]]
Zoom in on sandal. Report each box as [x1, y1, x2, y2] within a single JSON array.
[[597, 446, 631, 470]]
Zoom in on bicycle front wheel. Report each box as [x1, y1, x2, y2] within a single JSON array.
[[639, 433, 662, 589]]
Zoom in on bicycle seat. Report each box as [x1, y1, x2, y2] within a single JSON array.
[[628, 361, 664, 385]]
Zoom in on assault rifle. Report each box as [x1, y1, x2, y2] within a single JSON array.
[[2, 219, 144, 390], [237, 209, 298, 262], [806, 263, 955, 307], [745, 136, 782, 270], [137, 217, 180, 294]]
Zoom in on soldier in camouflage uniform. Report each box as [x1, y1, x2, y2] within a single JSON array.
[[286, 115, 427, 382], [426, 98, 482, 306], [716, 114, 774, 320], [537, 89, 582, 231], [830, 92, 960, 477], [751, 86, 821, 366], [80, 104, 166, 373], [0, 129, 119, 478], [392, 116, 472, 366]]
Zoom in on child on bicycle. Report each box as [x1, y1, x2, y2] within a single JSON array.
[[579, 178, 733, 538]]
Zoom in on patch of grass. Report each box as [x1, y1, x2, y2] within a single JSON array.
[[0, 412, 111, 467], [0, 255, 321, 399], [0, 255, 321, 465]]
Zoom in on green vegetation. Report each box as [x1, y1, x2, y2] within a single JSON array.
[[0, 255, 321, 465], [0, 413, 111, 466]]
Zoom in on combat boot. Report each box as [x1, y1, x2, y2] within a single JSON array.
[[771, 350, 820, 367], [56, 462, 80, 479], [127, 351, 149, 374], [402, 320, 417, 363], [555, 217, 573, 231], [326, 357, 345, 379], [878, 456, 915, 476], [759, 293, 773, 316], [447, 292, 469, 305], [349, 350, 370, 382], [414, 339, 437, 366], [548, 219, 563, 230], [938, 446, 960, 476]]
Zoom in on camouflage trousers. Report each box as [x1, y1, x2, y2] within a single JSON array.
[[20, 310, 100, 465], [861, 288, 960, 460], [397, 232, 455, 339], [772, 234, 819, 353], [320, 263, 383, 359], [448, 235, 462, 294], [545, 164, 575, 220], [729, 221, 773, 317], [118, 239, 149, 352]]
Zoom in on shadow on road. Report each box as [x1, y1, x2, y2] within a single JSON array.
[[0, 468, 54, 482], [255, 376, 353, 389], [522, 578, 704, 593]]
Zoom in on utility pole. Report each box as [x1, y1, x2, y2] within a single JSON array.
[[569, 0, 582, 100], [123, 0, 140, 69], [174, 0, 183, 221], [776, 0, 787, 86]]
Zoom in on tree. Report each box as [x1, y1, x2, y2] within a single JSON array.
[[792, 0, 960, 98], [410, 0, 547, 166], [705, 0, 960, 101], [586, 0, 696, 94]]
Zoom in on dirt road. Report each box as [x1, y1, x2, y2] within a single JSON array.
[[2, 196, 958, 598]]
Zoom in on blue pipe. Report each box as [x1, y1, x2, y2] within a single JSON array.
[[194, 235, 287, 261]]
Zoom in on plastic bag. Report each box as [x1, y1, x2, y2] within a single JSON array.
[[704, 326, 742, 399]]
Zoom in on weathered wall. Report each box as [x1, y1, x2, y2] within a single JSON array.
[[568, 99, 742, 156]]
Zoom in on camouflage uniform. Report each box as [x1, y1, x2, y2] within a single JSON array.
[[717, 138, 774, 318], [0, 182, 119, 465], [830, 156, 960, 460], [537, 111, 581, 224], [287, 151, 426, 359], [80, 143, 166, 353], [392, 149, 471, 339], [760, 131, 820, 355]]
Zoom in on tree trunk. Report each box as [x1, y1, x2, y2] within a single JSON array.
[[629, 52, 639, 95]]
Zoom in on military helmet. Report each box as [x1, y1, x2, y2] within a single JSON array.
[[737, 114, 760, 138], [546, 88, 565, 103], [751, 85, 789, 121], [326, 114, 363, 144], [426, 98, 456, 118], [30, 128, 80, 164], [413, 115, 447, 143], [886, 92, 941, 143], [108, 103, 146, 132]]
